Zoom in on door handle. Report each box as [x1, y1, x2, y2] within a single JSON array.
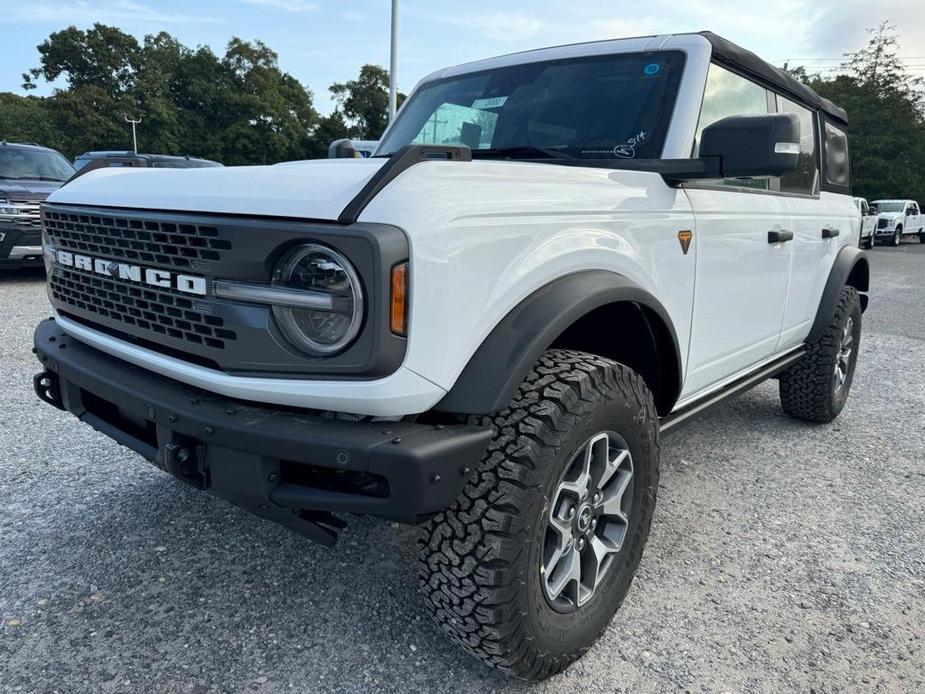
[[768, 230, 794, 244], [821, 228, 840, 239]]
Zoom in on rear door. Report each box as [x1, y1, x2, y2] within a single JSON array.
[[775, 97, 847, 349], [681, 63, 792, 400]]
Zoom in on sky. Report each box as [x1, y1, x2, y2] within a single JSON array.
[[1, 0, 924, 115]]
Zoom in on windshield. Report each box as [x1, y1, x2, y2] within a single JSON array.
[[377, 51, 685, 160], [872, 202, 906, 213], [0, 147, 75, 182]]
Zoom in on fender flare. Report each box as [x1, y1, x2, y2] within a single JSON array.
[[807, 245, 869, 343], [434, 270, 683, 415]]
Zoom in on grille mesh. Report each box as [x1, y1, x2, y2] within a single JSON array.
[[42, 209, 232, 268], [50, 268, 237, 350]]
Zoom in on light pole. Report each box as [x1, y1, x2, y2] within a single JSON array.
[[125, 115, 142, 153], [388, 0, 398, 122]]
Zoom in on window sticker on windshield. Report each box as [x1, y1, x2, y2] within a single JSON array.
[[472, 96, 508, 109], [580, 131, 647, 159]]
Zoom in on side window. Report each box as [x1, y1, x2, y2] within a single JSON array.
[[823, 122, 850, 188], [694, 63, 773, 190], [776, 96, 819, 195], [909, 203, 920, 216]]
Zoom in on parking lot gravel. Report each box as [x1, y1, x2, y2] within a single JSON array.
[[1, 244, 923, 693]]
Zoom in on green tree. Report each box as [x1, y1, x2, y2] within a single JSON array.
[[20, 25, 321, 163], [0, 93, 59, 149], [791, 23, 925, 204], [330, 64, 404, 139]]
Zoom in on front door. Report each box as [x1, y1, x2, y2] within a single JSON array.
[[679, 62, 792, 401]]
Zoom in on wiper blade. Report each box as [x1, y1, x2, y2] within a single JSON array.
[[472, 146, 574, 160], [0, 175, 66, 181]]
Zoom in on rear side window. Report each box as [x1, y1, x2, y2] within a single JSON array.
[[823, 122, 850, 188], [776, 96, 819, 195]]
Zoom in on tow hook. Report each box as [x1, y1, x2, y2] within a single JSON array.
[[33, 371, 64, 411]]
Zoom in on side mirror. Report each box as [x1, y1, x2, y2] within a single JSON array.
[[700, 113, 801, 179], [328, 139, 359, 159]]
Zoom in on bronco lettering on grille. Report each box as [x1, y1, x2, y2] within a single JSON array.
[[50, 249, 208, 296]]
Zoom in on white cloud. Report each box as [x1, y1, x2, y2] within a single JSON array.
[[404, 6, 544, 42], [470, 11, 543, 41], [239, 0, 317, 12], [6, 0, 222, 25]]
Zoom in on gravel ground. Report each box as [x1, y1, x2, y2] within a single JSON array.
[[1, 244, 923, 693]]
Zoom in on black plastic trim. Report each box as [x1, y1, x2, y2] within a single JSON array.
[[42, 203, 409, 379], [33, 318, 492, 529], [338, 144, 472, 224], [435, 271, 683, 415], [808, 245, 869, 342], [660, 347, 805, 435]]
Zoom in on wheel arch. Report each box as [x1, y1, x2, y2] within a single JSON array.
[[434, 270, 683, 417], [807, 245, 869, 343]]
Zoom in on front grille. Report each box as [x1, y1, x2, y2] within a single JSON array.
[[50, 268, 237, 350], [878, 218, 890, 229], [43, 208, 232, 268], [6, 199, 42, 230]]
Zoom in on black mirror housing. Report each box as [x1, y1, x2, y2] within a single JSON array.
[[700, 113, 801, 179], [328, 139, 359, 159]]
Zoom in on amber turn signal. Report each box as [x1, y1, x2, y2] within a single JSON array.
[[390, 262, 408, 336]]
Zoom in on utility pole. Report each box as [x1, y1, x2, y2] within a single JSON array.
[[388, 0, 399, 122], [125, 115, 142, 153]]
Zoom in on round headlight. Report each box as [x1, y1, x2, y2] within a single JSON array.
[[271, 244, 364, 355]]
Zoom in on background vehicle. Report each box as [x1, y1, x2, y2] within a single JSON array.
[[871, 198, 925, 245], [73, 151, 223, 173], [0, 141, 74, 268], [32, 32, 867, 680], [854, 197, 877, 248]]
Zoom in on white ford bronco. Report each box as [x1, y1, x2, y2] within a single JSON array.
[[33, 32, 868, 679]]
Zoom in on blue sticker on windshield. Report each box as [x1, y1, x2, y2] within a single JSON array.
[[643, 63, 661, 76]]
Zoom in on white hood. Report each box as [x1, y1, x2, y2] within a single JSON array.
[[48, 158, 387, 221]]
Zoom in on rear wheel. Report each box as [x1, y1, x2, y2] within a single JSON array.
[[418, 349, 660, 680], [779, 286, 861, 423], [919, 232, 924, 244]]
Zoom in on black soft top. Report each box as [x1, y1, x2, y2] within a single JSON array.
[[700, 32, 848, 125]]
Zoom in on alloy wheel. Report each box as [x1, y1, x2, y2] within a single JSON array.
[[541, 431, 634, 611], [833, 316, 854, 393]]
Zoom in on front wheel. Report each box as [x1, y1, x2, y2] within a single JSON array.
[[779, 286, 862, 423], [893, 226, 903, 246], [418, 350, 660, 680]]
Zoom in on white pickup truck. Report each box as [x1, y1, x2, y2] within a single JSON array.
[[32, 31, 867, 679], [871, 198, 925, 245]]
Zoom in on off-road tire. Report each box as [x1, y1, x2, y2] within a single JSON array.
[[418, 349, 660, 680], [779, 286, 862, 423]]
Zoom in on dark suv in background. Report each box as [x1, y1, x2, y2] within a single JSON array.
[[0, 142, 75, 268]]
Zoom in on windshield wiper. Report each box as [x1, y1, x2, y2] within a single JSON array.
[[472, 146, 575, 161], [0, 175, 67, 182]]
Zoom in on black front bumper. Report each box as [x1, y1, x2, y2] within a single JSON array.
[[33, 319, 491, 544], [0, 224, 43, 268]]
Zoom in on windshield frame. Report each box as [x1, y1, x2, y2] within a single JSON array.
[[0, 146, 76, 183], [376, 50, 687, 162]]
